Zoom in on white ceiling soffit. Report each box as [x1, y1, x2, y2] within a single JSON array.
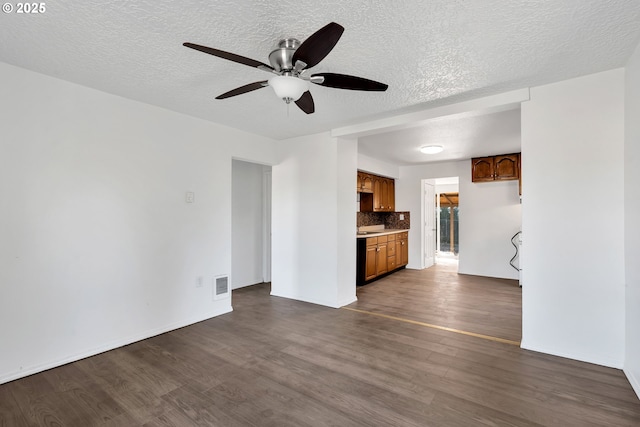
[[1, 1, 639, 141], [357, 107, 522, 166]]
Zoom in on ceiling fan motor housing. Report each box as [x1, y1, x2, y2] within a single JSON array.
[[268, 39, 301, 73]]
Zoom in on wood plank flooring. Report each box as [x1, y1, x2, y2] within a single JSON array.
[[350, 262, 523, 343], [1, 266, 639, 426]]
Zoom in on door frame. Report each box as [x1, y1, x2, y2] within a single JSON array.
[[422, 180, 436, 269], [262, 169, 272, 283]]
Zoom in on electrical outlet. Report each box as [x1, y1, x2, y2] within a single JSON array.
[[399, 214, 405, 220], [196, 276, 203, 288], [186, 191, 195, 203]]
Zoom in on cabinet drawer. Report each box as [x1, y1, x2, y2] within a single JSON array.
[[387, 233, 396, 241], [377, 235, 388, 244], [387, 244, 396, 256], [388, 256, 396, 270], [366, 237, 378, 246], [398, 232, 408, 239]]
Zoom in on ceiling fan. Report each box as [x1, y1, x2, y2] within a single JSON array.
[[183, 22, 388, 114]]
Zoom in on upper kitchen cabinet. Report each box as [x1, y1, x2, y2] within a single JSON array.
[[357, 171, 374, 193], [472, 153, 520, 182], [494, 154, 520, 180], [372, 175, 395, 212], [358, 171, 395, 212], [471, 157, 495, 182]]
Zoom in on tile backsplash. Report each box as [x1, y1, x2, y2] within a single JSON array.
[[357, 211, 410, 229]]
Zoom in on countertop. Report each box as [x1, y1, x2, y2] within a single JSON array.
[[356, 229, 409, 239]]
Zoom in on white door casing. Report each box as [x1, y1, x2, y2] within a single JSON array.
[[263, 170, 272, 283], [424, 181, 435, 268]]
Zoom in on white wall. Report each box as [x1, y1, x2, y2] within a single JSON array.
[[435, 182, 458, 195], [271, 132, 356, 308], [397, 162, 459, 269], [0, 62, 276, 384], [337, 138, 359, 306], [624, 43, 640, 396], [521, 68, 625, 368], [396, 161, 521, 279], [357, 153, 399, 178], [458, 164, 521, 279], [231, 160, 269, 289]]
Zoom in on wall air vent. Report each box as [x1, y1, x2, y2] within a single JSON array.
[[213, 275, 230, 301]]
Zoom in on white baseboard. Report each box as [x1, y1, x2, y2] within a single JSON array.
[[337, 295, 357, 307], [270, 290, 342, 308], [624, 368, 640, 400], [520, 340, 623, 369], [0, 306, 232, 385]]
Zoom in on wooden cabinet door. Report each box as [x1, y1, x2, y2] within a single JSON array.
[[376, 243, 388, 275], [365, 245, 378, 281], [380, 179, 389, 211], [372, 177, 382, 211], [363, 174, 373, 193], [364, 174, 395, 212], [373, 177, 394, 211], [358, 172, 373, 193], [399, 235, 409, 266], [373, 176, 387, 212], [471, 157, 495, 182], [494, 154, 519, 180], [387, 179, 395, 211]]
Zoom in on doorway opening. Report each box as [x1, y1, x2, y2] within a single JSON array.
[[231, 159, 272, 291], [434, 177, 459, 267], [437, 193, 459, 265]]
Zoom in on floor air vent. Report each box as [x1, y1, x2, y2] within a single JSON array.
[[213, 275, 229, 300]]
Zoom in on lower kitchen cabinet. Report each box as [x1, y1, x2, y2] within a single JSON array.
[[365, 242, 378, 281], [387, 234, 397, 270], [398, 232, 408, 265], [357, 232, 408, 285], [375, 236, 388, 276]]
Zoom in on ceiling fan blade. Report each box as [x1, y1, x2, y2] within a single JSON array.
[[292, 22, 344, 69], [311, 73, 388, 91], [295, 91, 315, 114], [215, 81, 268, 99], [183, 42, 274, 72]]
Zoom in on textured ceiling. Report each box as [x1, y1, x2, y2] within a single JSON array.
[[1, 1, 639, 144], [358, 108, 522, 166]]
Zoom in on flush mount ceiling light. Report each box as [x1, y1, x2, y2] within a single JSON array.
[[420, 145, 444, 154]]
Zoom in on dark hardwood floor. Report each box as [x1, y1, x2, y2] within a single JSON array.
[[1, 266, 639, 426], [349, 262, 523, 343]]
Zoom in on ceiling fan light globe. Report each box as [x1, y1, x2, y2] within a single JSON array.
[[268, 75, 309, 102]]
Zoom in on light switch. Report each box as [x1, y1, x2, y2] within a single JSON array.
[[186, 192, 195, 203]]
